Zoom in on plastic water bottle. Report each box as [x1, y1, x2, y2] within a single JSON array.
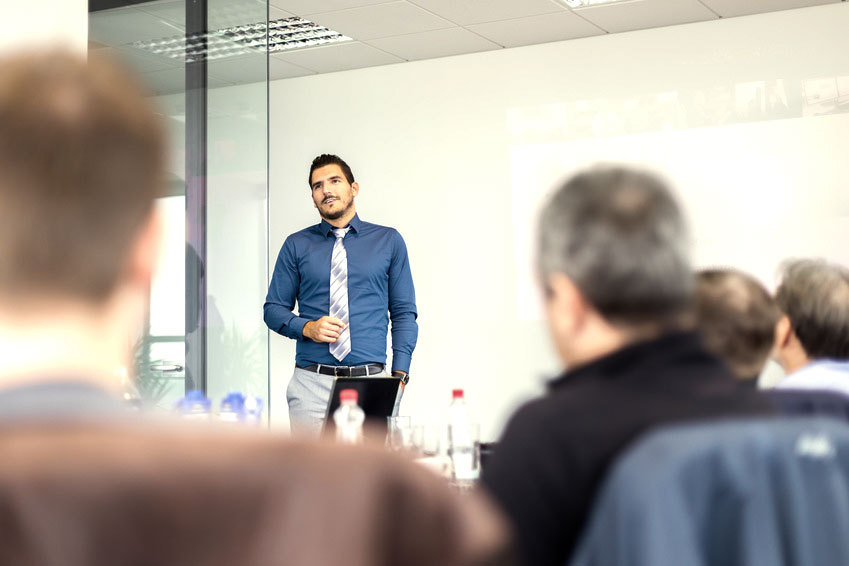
[[243, 395, 264, 426], [448, 388, 476, 481], [333, 389, 365, 444], [219, 392, 245, 423], [176, 390, 212, 421]]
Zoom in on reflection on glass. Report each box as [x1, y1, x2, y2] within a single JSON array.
[[90, 1, 190, 410], [205, 0, 269, 417], [90, 1, 270, 417]]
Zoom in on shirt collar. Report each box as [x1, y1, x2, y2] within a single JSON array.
[[784, 358, 849, 380], [319, 213, 361, 237]]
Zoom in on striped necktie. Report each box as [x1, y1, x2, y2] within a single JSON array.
[[329, 227, 351, 361]]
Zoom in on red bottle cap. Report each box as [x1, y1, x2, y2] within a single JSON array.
[[452, 388, 464, 399], [340, 389, 358, 403]]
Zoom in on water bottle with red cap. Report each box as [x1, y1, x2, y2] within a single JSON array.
[[448, 388, 477, 482], [333, 388, 365, 444]]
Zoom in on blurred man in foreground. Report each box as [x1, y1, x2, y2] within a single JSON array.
[[772, 259, 849, 395], [694, 268, 780, 384], [0, 50, 164, 412], [0, 51, 512, 566], [481, 167, 772, 566]]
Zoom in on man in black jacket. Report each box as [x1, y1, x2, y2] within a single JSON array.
[[480, 167, 772, 566]]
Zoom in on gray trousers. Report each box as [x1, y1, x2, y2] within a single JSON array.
[[287, 366, 403, 438]]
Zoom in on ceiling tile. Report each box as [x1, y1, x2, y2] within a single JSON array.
[[270, 0, 391, 17], [574, 0, 717, 34], [89, 8, 185, 46], [408, 0, 566, 26], [699, 0, 839, 18], [269, 56, 316, 79], [207, 1, 269, 29], [208, 54, 268, 85], [207, 75, 236, 89], [367, 27, 500, 61], [467, 11, 604, 48], [305, 2, 453, 40], [270, 6, 296, 20], [137, 0, 186, 26], [138, 67, 231, 96], [107, 45, 180, 74], [140, 0, 281, 29], [273, 41, 402, 73]]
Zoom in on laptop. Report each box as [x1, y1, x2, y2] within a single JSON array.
[[322, 376, 402, 440]]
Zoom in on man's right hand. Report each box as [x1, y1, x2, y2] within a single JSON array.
[[303, 316, 346, 343]]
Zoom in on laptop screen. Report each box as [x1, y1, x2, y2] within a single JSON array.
[[322, 376, 401, 440]]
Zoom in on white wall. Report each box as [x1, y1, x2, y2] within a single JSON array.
[[269, 3, 849, 439], [0, 0, 87, 54]]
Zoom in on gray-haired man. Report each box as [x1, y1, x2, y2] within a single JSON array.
[[481, 166, 772, 566], [772, 259, 849, 395]]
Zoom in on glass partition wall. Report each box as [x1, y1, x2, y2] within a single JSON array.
[[88, 0, 269, 419]]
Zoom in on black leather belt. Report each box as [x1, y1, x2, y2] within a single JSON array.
[[298, 363, 385, 377]]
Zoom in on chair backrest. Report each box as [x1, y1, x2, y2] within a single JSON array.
[[0, 421, 511, 566], [570, 417, 849, 566], [768, 388, 849, 421]]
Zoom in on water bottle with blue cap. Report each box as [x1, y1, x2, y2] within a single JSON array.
[[219, 392, 246, 423], [176, 390, 212, 420]]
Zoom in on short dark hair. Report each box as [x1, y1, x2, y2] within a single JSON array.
[[0, 50, 165, 304], [776, 259, 849, 360], [308, 154, 355, 187], [695, 269, 780, 379], [537, 166, 692, 326]]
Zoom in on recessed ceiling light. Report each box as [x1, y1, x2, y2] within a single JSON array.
[[133, 17, 352, 63], [561, 0, 634, 8], [267, 18, 352, 54]]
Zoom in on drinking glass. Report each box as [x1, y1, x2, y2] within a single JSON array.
[[386, 416, 413, 452], [412, 424, 442, 457]]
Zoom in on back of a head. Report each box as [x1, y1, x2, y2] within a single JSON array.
[[775, 259, 849, 360], [0, 50, 164, 305], [537, 166, 692, 326], [695, 269, 779, 380]]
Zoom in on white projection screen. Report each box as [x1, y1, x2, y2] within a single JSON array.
[[509, 100, 849, 321]]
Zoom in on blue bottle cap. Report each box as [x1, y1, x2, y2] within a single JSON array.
[[220, 392, 246, 414], [176, 390, 211, 414]]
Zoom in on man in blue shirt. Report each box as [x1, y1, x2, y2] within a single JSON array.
[[264, 154, 418, 436]]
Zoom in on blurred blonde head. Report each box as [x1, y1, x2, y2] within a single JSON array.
[[0, 50, 165, 387], [0, 50, 165, 305], [694, 268, 779, 380]]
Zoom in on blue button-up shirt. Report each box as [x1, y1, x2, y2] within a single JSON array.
[[263, 214, 418, 373]]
